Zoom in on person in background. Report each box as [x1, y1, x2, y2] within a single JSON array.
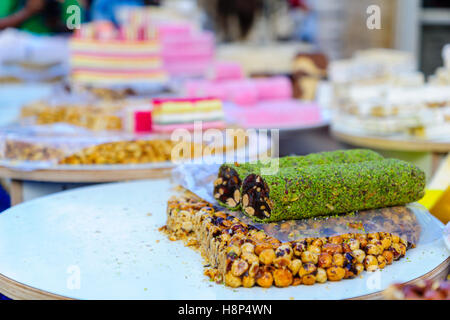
[[90, 0, 159, 25], [0, 0, 86, 34], [289, 0, 316, 42], [198, 0, 262, 42], [0, 181, 10, 214]]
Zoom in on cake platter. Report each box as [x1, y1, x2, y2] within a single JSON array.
[[331, 125, 450, 153], [0, 179, 447, 300]]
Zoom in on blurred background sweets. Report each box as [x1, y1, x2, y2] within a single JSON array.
[[0, 0, 448, 301], [0, 0, 449, 233]]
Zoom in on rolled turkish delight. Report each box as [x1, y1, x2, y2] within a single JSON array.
[[213, 149, 384, 209], [241, 159, 426, 222]]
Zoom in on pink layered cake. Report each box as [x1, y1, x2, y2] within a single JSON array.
[[210, 61, 244, 81], [157, 23, 215, 77], [225, 80, 259, 106], [226, 100, 322, 129], [253, 77, 293, 100], [70, 22, 167, 86], [185, 80, 228, 101], [184, 76, 292, 106], [152, 97, 225, 132]]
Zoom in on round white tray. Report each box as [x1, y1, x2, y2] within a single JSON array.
[[0, 179, 448, 300]]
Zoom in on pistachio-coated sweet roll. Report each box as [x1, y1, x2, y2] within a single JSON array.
[[241, 159, 425, 222], [213, 149, 384, 209]]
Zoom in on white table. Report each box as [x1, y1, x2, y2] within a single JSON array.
[[0, 179, 447, 300]]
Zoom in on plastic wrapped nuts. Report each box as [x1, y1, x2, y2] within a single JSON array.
[[2, 136, 209, 166], [176, 163, 423, 246], [2, 127, 251, 169]]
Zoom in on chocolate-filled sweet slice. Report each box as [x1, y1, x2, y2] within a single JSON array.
[[213, 149, 384, 210], [241, 159, 426, 222], [213, 162, 254, 209]]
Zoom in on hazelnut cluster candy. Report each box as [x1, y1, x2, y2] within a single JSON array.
[[163, 192, 414, 288]]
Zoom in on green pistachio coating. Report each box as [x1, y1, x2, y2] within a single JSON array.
[[215, 149, 383, 209], [242, 159, 426, 222]]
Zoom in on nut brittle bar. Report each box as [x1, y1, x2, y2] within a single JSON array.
[[163, 190, 416, 288]]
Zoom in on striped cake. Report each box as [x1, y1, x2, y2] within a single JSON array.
[[152, 97, 225, 132]]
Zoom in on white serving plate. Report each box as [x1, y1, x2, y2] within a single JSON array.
[[444, 223, 450, 252], [0, 179, 447, 300]]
